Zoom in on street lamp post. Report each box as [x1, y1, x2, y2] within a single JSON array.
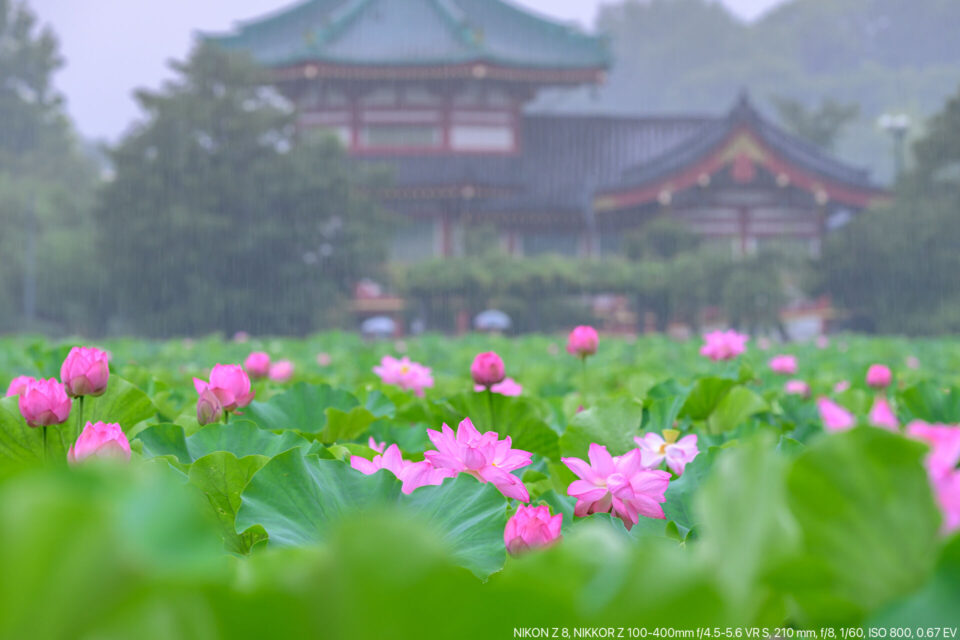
[[878, 113, 910, 180]]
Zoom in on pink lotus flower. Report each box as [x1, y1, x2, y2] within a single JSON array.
[[350, 444, 453, 494], [562, 444, 671, 529], [817, 397, 855, 432], [934, 472, 960, 534], [244, 352, 271, 378], [504, 505, 562, 556], [68, 421, 131, 464], [269, 360, 295, 382], [196, 389, 224, 425], [471, 352, 506, 388], [60, 346, 110, 398], [784, 379, 810, 396], [866, 364, 892, 389], [474, 377, 522, 397], [566, 326, 599, 358], [193, 364, 255, 413], [368, 437, 386, 453], [18, 378, 72, 427], [906, 422, 960, 534], [424, 418, 532, 502], [700, 330, 748, 361], [373, 355, 434, 396], [768, 355, 797, 375], [316, 352, 332, 367], [907, 422, 960, 481], [5, 375, 35, 397], [834, 380, 851, 393], [634, 429, 699, 476], [868, 396, 899, 431]]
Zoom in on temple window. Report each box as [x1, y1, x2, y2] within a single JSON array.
[[360, 124, 441, 149]]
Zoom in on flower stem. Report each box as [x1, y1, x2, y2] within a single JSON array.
[[581, 356, 588, 400], [76, 396, 85, 444], [42, 426, 48, 462], [486, 388, 496, 432]]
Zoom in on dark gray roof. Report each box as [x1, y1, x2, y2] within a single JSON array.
[[353, 93, 881, 216], [614, 93, 877, 191], [354, 113, 712, 214]]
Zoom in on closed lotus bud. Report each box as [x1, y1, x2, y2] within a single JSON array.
[[866, 364, 892, 389], [5, 375, 35, 397], [193, 364, 255, 412], [60, 346, 110, 398], [244, 351, 271, 378], [18, 378, 72, 427], [68, 421, 131, 463], [269, 360, 294, 382], [197, 388, 224, 425], [471, 352, 505, 388], [566, 325, 599, 358], [504, 505, 562, 556]]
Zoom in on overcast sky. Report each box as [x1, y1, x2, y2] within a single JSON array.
[[30, 0, 785, 141]]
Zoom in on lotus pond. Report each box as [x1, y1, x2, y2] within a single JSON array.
[[1, 331, 958, 638]]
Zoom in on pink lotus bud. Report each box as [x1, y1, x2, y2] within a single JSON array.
[[784, 379, 810, 397], [60, 346, 110, 398], [5, 375, 35, 397], [269, 360, 295, 382], [197, 388, 224, 425], [769, 355, 798, 375], [471, 352, 505, 388], [834, 380, 851, 393], [700, 330, 748, 361], [566, 325, 599, 358], [68, 421, 130, 463], [316, 352, 332, 367], [193, 364, 255, 412], [244, 351, 271, 378], [817, 397, 855, 432], [868, 396, 899, 431], [504, 505, 562, 556], [866, 364, 892, 389], [18, 378, 72, 427]]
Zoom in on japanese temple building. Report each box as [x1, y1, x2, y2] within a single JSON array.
[[208, 0, 888, 261]]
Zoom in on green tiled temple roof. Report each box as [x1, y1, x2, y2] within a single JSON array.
[[204, 0, 610, 70]]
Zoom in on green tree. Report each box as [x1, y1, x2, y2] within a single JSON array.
[[623, 216, 701, 261], [772, 97, 860, 151], [95, 44, 388, 336], [0, 0, 99, 332], [819, 85, 960, 334]]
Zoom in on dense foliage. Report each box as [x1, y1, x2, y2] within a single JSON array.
[[1, 332, 958, 636], [0, 0, 100, 333], [819, 85, 960, 334], [399, 248, 794, 334], [95, 44, 388, 337]]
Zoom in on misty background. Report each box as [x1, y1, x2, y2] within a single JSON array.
[[3, 0, 960, 338]]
